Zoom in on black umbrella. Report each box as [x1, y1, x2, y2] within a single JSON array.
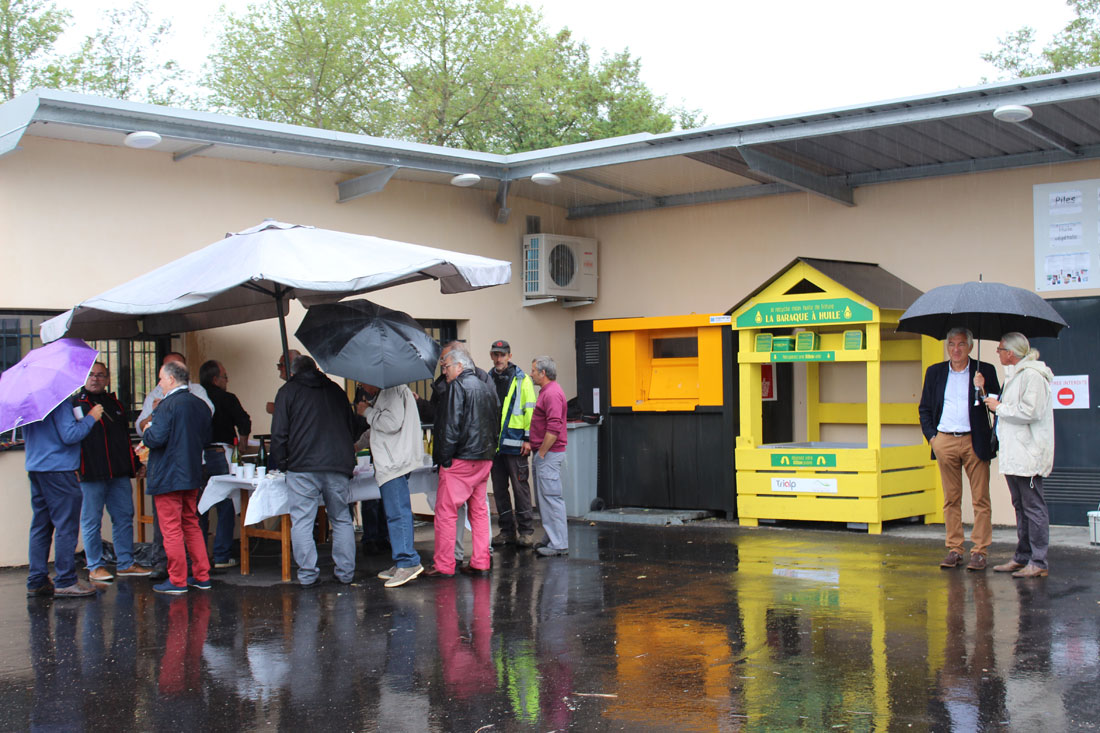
[[295, 300, 440, 389], [896, 281, 1068, 342]]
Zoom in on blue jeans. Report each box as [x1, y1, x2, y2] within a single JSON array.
[[379, 474, 420, 568], [198, 447, 235, 563], [28, 471, 83, 589], [80, 477, 135, 570]]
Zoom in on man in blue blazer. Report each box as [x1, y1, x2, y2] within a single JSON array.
[[918, 328, 1001, 571], [143, 360, 213, 594]]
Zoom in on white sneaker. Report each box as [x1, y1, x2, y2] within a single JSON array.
[[377, 566, 397, 580], [384, 564, 424, 588]]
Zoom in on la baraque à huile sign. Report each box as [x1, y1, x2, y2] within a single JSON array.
[[737, 298, 873, 328]]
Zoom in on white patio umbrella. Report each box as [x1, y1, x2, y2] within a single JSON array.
[[40, 220, 512, 362]]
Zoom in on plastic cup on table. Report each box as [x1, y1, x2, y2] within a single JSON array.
[[243, 463, 256, 480], [256, 466, 267, 479]]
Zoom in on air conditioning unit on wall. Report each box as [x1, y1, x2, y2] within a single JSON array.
[[522, 234, 598, 300]]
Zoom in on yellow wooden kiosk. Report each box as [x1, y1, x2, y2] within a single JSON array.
[[730, 258, 940, 533]]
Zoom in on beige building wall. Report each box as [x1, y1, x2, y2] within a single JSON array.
[[2, 134, 1096, 565]]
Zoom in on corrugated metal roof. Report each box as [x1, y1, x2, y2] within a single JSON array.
[[4, 67, 1100, 220]]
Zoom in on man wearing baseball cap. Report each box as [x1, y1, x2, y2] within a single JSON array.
[[488, 340, 537, 547]]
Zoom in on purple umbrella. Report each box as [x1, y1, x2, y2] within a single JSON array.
[[0, 338, 99, 434]]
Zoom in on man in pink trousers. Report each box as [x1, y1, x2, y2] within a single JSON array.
[[427, 349, 500, 577]]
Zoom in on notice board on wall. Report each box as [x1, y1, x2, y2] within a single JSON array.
[[1033, 178, 1100, 292]]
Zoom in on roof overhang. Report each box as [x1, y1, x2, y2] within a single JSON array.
[[5, 68, 1100, 220]]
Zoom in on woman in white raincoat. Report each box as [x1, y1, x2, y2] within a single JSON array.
[[981, 332, 1055, 578]]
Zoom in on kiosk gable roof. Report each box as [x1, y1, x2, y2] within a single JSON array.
[[726, 257, 924, 316]]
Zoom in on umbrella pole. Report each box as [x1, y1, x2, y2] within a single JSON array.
[[274, 289, 291, 382]]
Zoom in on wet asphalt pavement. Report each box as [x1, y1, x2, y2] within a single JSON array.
[[1, 521, 1098, 732]]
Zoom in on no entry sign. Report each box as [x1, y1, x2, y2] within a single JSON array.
[[1051, 375, 1089, 410]]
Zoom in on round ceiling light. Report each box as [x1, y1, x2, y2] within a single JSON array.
[[530, 171, 561, 186], [992, 104, 1033, 123], [124, 130, 162, 149], [450, 173, 481, 187]]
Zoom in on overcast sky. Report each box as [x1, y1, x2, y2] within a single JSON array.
[[57, 0, 1076, 125]]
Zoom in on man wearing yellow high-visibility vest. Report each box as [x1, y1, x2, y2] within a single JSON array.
[[488, 340, 537, 548]]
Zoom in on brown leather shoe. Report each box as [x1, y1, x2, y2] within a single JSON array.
[[939, 550, 964, 568], [1012, 564, 1048, 578], [53, 580, 96, 597], [26, 581, 54, 597], [424, 566, 455, 578], [993, 560, 1026, 573], [966, 553, 987, 571], [88, 567, 113, 582], [490, 531, 514, 548], [460, 565, 491, 578], [116, 564, 153, 577]]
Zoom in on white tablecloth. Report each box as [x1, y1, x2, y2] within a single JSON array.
[[201, 465, 439, 526]]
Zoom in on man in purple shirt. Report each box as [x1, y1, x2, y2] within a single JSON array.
[[530, 356, 568, 557], [24, 398, 104, 597]]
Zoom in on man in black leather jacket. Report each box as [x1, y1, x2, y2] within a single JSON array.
[[427, 349, 499, 578]]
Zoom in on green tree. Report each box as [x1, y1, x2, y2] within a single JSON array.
[[0, 0, 69, 100], [983, 0, 1100, 77], [40, 1, 186, 105], [206, 0, 394, 135], [206, 0, 702, 153]]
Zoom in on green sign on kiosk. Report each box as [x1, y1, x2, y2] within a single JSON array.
[[771, 351, 836, 362], [771, 454, 838, 467], [736, 297, 874, 328]]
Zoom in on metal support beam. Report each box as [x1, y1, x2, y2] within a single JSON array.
[[738, 147, 854, 206], [1014, 119, 1079, 156], [494, 180, 511, 224], [567, 182, 796, 219], [337, 166, 399, 203], [686, 151, 775, 185], [560, 171, 650, 199], [172, 143, 214, 162]]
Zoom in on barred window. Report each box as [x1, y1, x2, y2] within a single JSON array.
[[0, 311, 161, 445]]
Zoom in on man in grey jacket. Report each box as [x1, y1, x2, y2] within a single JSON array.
[[358, 382, 425, 588], [271, 355, 357, 587]]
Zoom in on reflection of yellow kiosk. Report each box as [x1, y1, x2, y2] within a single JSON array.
[[730, 258, 940, 534]]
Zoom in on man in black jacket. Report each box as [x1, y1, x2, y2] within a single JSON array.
[[425, 341, 491, 565], [918, 327, 1001, 572], [76, 362, 152, 582], [198, 359, 251, 568], [270, 355, 357, 586], [427, 349, 499, 578]]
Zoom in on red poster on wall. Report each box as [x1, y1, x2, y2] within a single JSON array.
[[762, 363, 777, 402]]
